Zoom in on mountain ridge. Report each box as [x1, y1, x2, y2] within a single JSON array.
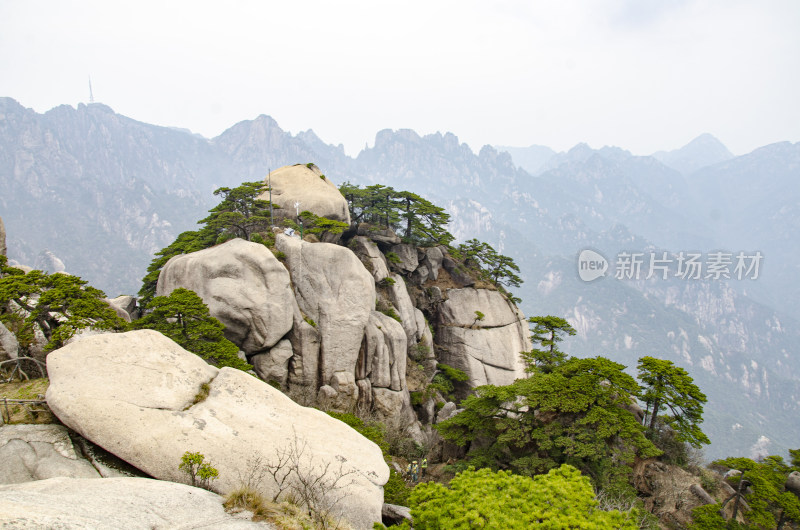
[[1, 97, 797, 460]]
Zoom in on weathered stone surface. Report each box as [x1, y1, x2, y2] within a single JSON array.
[[689, 483, 716, 505], [46, 330, 388, 529], [276, 234, 375, 398], [787, 471, 800, 497], [439, 287, 522, 328], [104, 298, 132, 323], [383, 503, 412, 526], [350, 236, 390, 282], [435, 402, 460, 424], [362, 311, 407, 391], [0, 215, 6, 257], [436, 288, 529, 389], [0, 476, 267, 529], [0, 321, 19, 361], [260, 164, 351, 225], [441, 255, 475, 287], [387, 274, 427, 345], [287, 299, 320, 389], [389, 244, 418, 273], [106, 295, 138, 322], [250, 339, 293, 387], [413, 246, 444, 284], [0, 424, 101, 484], [436, 324, 528, 388], [372, 387, 416, 431], [356, 224, 400, 245], [157, 238, 294, 354]]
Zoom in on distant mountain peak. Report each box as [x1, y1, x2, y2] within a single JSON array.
[[652, 133, 734, 175]]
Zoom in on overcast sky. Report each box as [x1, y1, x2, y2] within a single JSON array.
[[1, 0, 798, 157]]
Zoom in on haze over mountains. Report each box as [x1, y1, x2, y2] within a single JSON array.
[[1, 97, 797, 460]]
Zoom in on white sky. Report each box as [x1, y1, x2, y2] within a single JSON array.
[[1, 0, 798, 157]]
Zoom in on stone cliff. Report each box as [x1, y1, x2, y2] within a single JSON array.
[[156, 165, 532, 442]]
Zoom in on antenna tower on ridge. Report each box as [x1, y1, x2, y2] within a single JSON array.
[[88, 77, 95, 103]]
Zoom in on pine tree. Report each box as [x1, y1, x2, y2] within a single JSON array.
[[637, 356, 710, 447], [133, 288, 251, 371], [437, 354, 660, 478], [521, 315, 576, 373], [0, 256, 126, 352]]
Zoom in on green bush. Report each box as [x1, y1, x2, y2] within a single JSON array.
[[179, 451, 219, 490], [386, 252, 401, 264], [409, 465, 639, 529]]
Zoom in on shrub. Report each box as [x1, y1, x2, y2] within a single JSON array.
[[386, 252, 401, 264], [179, 451, 219, 490], [409, 465, 639, 529]]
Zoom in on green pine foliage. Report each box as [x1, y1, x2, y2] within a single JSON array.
[[139, 181, 273, 304], [521, 315, 576, 373], [408, 465, 640, 529], [132, 288, 251, 371], [339, 182, 454, 246], [0, 255, 126, 352], [437, 354, 661, 478], [298, 210, 349, 236], [711, 454, 800, 528], [199, 181, 273, 242], [455, 238, 522, 290], [637, 356, 710, 448]]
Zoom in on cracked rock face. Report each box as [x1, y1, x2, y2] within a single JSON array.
[[276, 234, 375, 398], [157, 238, 294, 354], [436, 287, 529, 388], [0, 425, 101, 484], [45, 330, 388, 529]]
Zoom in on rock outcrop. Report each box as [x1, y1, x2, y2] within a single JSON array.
[[0, 477, 266, 529], [0, 321, 19, 360], [276, 235, 375, 400], [46, 330, 388, 529], [260, 164, 351, 225], [0, 425, 101, 484], [436, 287, 529, 388], [157, 238, 295, 355], [350, 236, 390, 282]]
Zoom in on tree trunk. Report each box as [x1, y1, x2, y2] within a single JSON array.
[[648, 398, 661, 431]]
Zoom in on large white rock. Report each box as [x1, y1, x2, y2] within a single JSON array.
[[276, 234, 375, 396], [436, 288, 529, 388], [157, 238, 294, 354], [45, 330, 388, 529], [0, 476, 267, 529], [260, 164, 351, 225]]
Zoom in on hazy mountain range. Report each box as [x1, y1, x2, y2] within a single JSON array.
[[1, 96, 797, 460]]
